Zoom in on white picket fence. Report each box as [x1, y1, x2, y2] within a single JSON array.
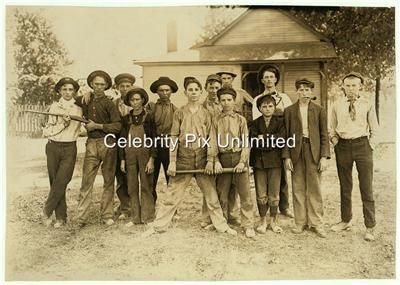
[[8, 104, 49, 137]]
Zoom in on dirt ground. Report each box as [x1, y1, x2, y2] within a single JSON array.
[[5, 137, 396, 280]]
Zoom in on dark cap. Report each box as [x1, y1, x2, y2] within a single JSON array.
[[217, 86, 237, 99], [205, 74, 222, 85], [295, 78, 315, 89], [124, 87, 149, 106], [216, 71, 237, 78], [256, 94, 276, 111], [87, 70, 112, 90], [342, 71, 364, 84], [114, 73, 136, 86], [55, 77, 80, 93], [258, 64, 280, 86], [183, 76, 202, 90], [150, 77, 178, 93]]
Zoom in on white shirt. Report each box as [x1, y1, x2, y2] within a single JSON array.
[[42, 98, 83, 142], [299, 103, 309, 138], [252, 91, 292, 119], [329, 94, 379, 144]]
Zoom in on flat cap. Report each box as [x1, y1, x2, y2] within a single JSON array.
[[124, 87, 149, 106], [295, 78, 315, 89], [205, 74, 222, 85], [217, 86, 237, 99], [114, 73, 136, 85], [55, 77, 80, 93], [256, 94, 276, 111], [258, 64, 280, 86], [342, 71, 364, 84], [183, 76, 202, 90], [87, 70, 112, 90], [150, 76, 178, 93], [216, 71, 237, 78]]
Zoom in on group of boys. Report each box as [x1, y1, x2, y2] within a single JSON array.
[[41, 64, 378, 242]]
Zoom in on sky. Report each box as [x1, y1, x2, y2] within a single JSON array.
[[6, 6, 222, 84]]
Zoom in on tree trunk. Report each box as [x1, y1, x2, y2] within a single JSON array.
[[375, 77, 380, 124]]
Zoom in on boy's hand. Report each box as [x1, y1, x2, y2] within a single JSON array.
[[62, 115, 71, 126], [167, 161, 176, 177], [331, 137, 339, 147], [318, 157, 328, 172], [85, 120, 101, 132], [284, 158, 293, 172], [214, 161, 223, 174], [205, 161, 214, 175], [145, 158, 154, 174], [120, 160, 126, 173], [233, 162, 245, 173]]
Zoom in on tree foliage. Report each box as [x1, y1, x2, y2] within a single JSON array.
[[197, 6, 242, 43], [13, 9, 72, 105], [288, 6, 395, 85]]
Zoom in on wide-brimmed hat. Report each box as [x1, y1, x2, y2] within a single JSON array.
[[150, 77, 178, 93], [114, 73, 136, 85], [257, 64, 280, 86], [55, 77, 80, 93], [87, 70, 112, 90], [124, 87, 149, 106]]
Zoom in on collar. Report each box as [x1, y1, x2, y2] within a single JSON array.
[[206, 96, 219, 104], [58, 97, 76, 108], [263, 90, 278, 97], [347, 95, 361, 102], [156, 98, 171, 105], [221, 111, 236, 118]]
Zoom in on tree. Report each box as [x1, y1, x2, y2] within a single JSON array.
[[197, 6, 242, 43], [288, 7, 395, 122], [13, 9, 72, 105]]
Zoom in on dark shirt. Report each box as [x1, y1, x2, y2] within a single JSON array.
[[146, 99, 177, 137], [119, 109, 157, 160], [249, 115, 286, 169], [75, 93, 121, 138]]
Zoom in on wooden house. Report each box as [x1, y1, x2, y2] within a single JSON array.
[[134, 7, 337, 115]]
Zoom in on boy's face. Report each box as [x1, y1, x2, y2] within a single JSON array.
[[184, 82, 202, 102], [205, 81, 221, 98], [219, 94, 235, 112], [118, 82, 133, 97], [59, 84, 75, 101], [156, 85, 172, 100], [296, 84, 313, 102], [259, 101, 275, 117], [261, 71, 277, 89], [91, 76, 107, 93], [220, 74, 234, 86], [129, 94, 143, 110], [343, 77, 362, 100]]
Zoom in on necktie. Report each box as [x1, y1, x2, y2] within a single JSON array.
[[348, 98, 356, 121]]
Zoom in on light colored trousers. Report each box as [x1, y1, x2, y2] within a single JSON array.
[[152, 173, 229, 233], [291, 141, 324, 227]]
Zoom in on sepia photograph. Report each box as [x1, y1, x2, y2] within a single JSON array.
[[4, 1, 397, 281]]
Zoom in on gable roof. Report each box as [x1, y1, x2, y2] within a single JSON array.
[[192, 7, 330, 48]]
